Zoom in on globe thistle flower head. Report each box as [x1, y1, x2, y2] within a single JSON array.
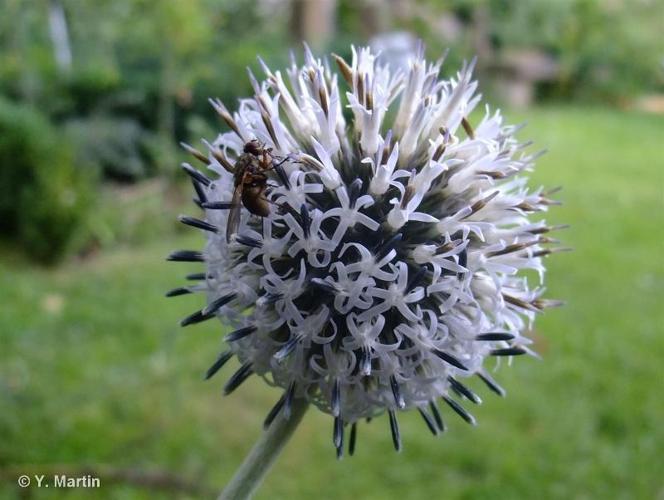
[[169, 44, 565, 457]]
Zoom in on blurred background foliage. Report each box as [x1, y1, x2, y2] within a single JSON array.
[[0, 0, 662, 262]]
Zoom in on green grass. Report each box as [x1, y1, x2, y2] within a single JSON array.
[[1, 107, 662, 499]]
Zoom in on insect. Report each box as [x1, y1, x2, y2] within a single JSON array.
[[223, 140, 287, 242]]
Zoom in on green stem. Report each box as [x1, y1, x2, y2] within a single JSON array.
[[218, 398, 309, 500]]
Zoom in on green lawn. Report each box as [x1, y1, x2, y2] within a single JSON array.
[[1, 107, 662, 499]]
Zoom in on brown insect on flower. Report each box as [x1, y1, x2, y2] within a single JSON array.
[[217, 139, 289, 242]]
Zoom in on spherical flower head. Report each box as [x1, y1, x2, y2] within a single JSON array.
[[169, 44, 565, 456]]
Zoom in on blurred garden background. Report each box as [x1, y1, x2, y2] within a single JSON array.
[[1, 0, 662, 498]]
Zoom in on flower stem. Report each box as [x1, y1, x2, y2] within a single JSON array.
[[218, 398, 309, 500]]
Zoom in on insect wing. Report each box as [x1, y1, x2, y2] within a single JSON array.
[[226, 182, 244, 242]]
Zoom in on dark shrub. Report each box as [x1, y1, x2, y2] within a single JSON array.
[[0, 98, 92, 263], [65, 115, 172, 182]]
